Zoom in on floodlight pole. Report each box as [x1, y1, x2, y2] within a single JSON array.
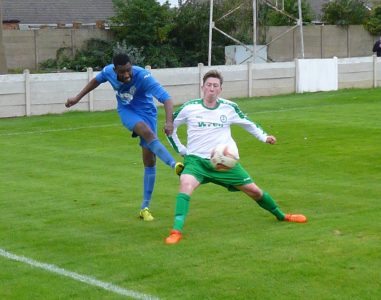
[[253, 0, 257, 63], [297, 0, 305, 58], [208, 0, 214, 66]]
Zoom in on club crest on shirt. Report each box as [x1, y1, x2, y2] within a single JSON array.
[[220, 115, 227, 123], [117, 86, 136, 104]]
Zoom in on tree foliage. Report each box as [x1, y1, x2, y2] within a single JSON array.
[[321, 0, 369, 26], [260, 0, 314, 26], [40, 39, 114, 71], [171, 1, 243, 67], [110, 0, 179, 67], [365, 5, 381, 35], [40, 0, 317, 71]]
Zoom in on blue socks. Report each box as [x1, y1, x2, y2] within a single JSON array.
[[147, 139, 176, 168], [141, 166, 156, 209]]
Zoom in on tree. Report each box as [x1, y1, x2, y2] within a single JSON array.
[[110, 0, 179, 67], [322, 0, 369, 26], [171, 0, 255, 66], [365, 5, 381, 36], [260, 0, 314, 26]]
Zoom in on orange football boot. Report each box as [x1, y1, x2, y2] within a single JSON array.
[[284, 214, 307, 223], [165, 230, 182, 244]]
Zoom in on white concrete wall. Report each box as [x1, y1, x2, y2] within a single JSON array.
[[0, 57, 379, 118]]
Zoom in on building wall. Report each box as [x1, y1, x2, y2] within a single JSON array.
[[1, 57, 380, 118], [1, 25, 378, 70], [2, 28, 113, 70], [267, 25, 377, 62]]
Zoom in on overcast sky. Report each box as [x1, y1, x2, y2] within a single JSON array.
[[158, 0, 179, 7]]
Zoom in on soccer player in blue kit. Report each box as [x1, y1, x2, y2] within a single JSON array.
[[65, 53, 184, 221]]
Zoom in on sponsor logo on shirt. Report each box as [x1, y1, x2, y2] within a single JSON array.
[[197, 121, 223, 128]]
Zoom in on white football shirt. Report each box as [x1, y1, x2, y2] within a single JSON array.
[[167, 98, 268, 159]]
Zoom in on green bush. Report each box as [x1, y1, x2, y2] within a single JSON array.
[[365, 5, 381, 35]]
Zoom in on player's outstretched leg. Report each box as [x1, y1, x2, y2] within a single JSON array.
[[165, 193, 190, 244], [147, 139, 184, 174], [256, 192, 307, 223]]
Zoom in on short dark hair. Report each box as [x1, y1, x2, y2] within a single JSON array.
[[112, 53, 131, 67], [203, 70, 223, 85]]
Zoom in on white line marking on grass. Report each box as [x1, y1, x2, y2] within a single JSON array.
[[0, 124, 119, 136], [0, 248, 159, 300]]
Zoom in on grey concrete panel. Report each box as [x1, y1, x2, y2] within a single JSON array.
[[266, 26, 294, 62], [3, 29, 112, 70], [349, 26, 375, 57], [252, 78, 295, 96], [221, 81, 249, 98], [0, 81, 25, 94], [166, 85, 200, 104], [151, 67, 200, 86], [300, 26, 322, 58], [93, 90, 116, 102], [322, 26, 348, 58], [339, 81, 373, 89], [0, 105, 25, 118], [253, 65, 295, 79], [339, 72, 373, 82], [339, 62, 373, 73], [93, 100, 116, 111], [0, 94, 24, 106], [35, 29, 72, 65], [3, 31, 36, 69]]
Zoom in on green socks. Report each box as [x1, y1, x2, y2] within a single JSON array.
[[173, 193, 191, 231], [172, 191, 283, 231], [256, 192, 285, 221]]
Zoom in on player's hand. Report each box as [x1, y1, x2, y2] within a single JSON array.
[[65, 97, 78, 108], [164, 122, 174, 136], [266, 135, 276, 144]]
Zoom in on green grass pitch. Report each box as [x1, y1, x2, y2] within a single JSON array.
[[0, 88, 380, 299]]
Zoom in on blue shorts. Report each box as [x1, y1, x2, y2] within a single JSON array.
[[117, 105, 157, 148]]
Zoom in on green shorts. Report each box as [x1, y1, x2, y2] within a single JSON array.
[[182, 155, 254, 192]]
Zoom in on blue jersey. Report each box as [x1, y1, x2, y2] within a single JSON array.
[[95, 65, 170, 116]]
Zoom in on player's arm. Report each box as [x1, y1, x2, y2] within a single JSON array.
[[230, 105, 274, 143], [166, 107, 188, 156], [65, 78, 100, 108], [163, 99, 174, 136], [146, 76, 175, 136]]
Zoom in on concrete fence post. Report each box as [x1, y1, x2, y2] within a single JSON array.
[[87, 68, 94, 112], [294, 58, 299, 93], [34, 31, 39, 70], [24, 69, 31, 116], [373, 54, 377, 88], [198, 63, 204, 98], [248, 62, 253, 97]]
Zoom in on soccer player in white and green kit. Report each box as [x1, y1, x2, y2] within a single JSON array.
[[165, 70, 307, 244]]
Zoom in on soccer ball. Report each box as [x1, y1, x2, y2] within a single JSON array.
[[210, 144, 239, 171]]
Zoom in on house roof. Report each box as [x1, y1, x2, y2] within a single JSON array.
[[1, 0, 116, 25]]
